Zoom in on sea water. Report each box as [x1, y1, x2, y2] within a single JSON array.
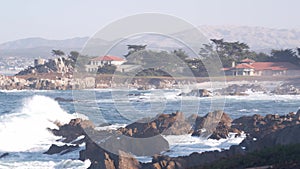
[[0, 89, 299, 168]]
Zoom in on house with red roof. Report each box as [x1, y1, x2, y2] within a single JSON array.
[[224, 58, 300, 76], [85, 55, 126, 72]]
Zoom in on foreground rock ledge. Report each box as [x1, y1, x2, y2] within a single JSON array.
[[46, 111, 300, 169]]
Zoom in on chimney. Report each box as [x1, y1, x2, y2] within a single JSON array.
[[231, 61, 236, 68]]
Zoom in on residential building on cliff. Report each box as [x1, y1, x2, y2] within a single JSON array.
[[85, 55, 126, 72], [223, 58, 300, 76]]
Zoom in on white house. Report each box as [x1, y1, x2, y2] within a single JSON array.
[[86, 55, 126, 72]]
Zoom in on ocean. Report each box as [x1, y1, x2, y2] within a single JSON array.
[[0, 89, 300, 168]]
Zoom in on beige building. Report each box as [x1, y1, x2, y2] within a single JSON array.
[[85, 55, 126, 72]]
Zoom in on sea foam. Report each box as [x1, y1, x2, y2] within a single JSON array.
[[0, 95, 74, 152], [162, 132, 246, 157]]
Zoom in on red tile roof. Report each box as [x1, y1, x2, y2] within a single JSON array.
[[251, 62, 300, 71], [223, 61, 300, 72], [91, 55, 125, 61], [241, 58, 255, 63], [221, 67, 232, 71], [235, 63, 255, 69]]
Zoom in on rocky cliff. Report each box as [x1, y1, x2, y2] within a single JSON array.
[[44, 110, 300, 169], [16, 56, 74, 76]]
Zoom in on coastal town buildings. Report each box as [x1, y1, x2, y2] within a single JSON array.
[[0, 56, 31, 75], [223, 58, 300, 76], [85, 55, 126, 72]]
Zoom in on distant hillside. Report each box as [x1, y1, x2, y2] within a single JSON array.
[[0, 37, 89, 58], [199, 25, 300, 52], [0, 26, 299, 58], [0, 37, 89, 50]]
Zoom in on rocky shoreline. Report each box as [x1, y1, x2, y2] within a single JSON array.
[[40, 110, 300, 169], [1, 73, 300, 97], [0, 73, 195, 90]]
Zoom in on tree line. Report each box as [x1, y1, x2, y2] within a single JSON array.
[[184, 39, 300, 76], [199, 39, 300, 67], [50, 39, 300, 77]]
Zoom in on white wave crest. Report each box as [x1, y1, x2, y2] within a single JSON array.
[[162, 132, 246, 157], [0, 95, 74, 152]]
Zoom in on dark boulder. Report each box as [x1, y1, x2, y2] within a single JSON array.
[[54, 97, 74, 102], [178, 89, 212, 97], [272, 84, 300, 95], [118, 150, 141, 169], [232, 112, 300, 139], [50, 118, 95, 143], [99, 134, 169, 156], [216, 84, 266, 96], [44, 144, 79, 155], [240, 124, 300, 152], [192, 111, 233, 139], [121, 112, 192, 137], [0, 152, 9, 159]]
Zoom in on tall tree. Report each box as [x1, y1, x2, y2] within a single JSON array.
[[270, 49, 299, 64], [185, 58, 208, 77], [69, 51, 79, 62], [210, 39, 250, 59], [124, 45, 147, 58], [172, 49, 189, 61], [51, 49, 65, 57], [200, 39, 257, 67]]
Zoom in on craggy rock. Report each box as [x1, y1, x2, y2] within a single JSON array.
[[209, 113, 233, 140], [0, 73, 196, 90], [272, 84, 300, 95], [118, 150, 141, 169], [192, 110, 233, 139], [79, 129, 168, 168], [54, 97, 75, 102], [50, 111, 234, 168], [141, 146, 246, 169], [47, 117, 168, 168], [17, 57, 74, 76], [0, 74, 75, 90], [240, 124, 300, 152], [178, 89, 212, 97], [80, 140, 141, 169], [44, 144, 79, 155], [50, 118, 95, 143], [237, 111, 300, 152], [216, 84, 266, 95], [120, 112, 192, 137], [232, 112, 300, 139], [141, 112, 300, 169], [0, 75, 28, 90], [89, 131, 169, 156], [0, 153, 9, 159], [139, 111, 300, 169], [79, 137, 119, 169], [46, 111, 300, 169]]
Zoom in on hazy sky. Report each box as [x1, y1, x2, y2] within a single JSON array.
[[0, 0, 299, 43]]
